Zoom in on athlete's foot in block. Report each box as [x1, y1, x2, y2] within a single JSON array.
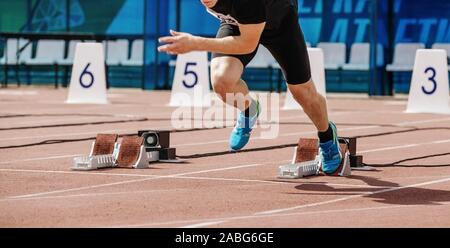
[[319, 122, 342, 174], [229, 101, 260, 151]]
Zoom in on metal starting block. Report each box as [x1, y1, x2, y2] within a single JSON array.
[[71, 131, 181, 171], [72, 154, 117, 171], [278, 139, 321, 178], [278, 137, 357, 179], [278, 154, 321, 179], [72, 134, 119, 171]]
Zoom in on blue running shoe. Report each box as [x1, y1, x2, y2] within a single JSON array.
[[319, 122, 342, 174], [229, 101, 260, 151]]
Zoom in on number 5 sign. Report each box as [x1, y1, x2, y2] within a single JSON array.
[[406, 49, 450, 114], [67, 43, 108, 104], [169, 51, 211, 107]]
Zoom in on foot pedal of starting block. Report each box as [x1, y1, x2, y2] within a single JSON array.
[[72, 154, 117, 171], [278, 139, 321, 179], [72, 134, 119, 171], [278, 155, 321, 179], [278, 138, 354, 179], [116, 136, 153, 169]]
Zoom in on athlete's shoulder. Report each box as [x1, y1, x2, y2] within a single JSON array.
[[233, 0, 266, 24], [234, 0, 266, 8]]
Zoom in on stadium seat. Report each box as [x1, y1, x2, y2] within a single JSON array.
[[105, 39, 129, 66], [1, 39, 20, 65], [25, 40, 65, 65], [432, 43, 450, 70], [1, 39, 32, 84], [0, 39, 31, 65], [246, 45, 278, 91], [342, 43, 384, 71], [12, 39, 32, 65], [20, 40, 64, 86], [58, 40, 82, 66], [386, 43, 425, 72], [247, 45, 276, 69], [122, 39, 144, 66], [317, 42, 346, 70]]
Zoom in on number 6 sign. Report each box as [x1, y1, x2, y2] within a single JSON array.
[[67, 43, 108, 104], [79, 63, 95, 89], [406, 49, 450, 114], [169, 51, 211, 107]]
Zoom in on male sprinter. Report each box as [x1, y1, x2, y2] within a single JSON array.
[[158, 0, 342, 174]]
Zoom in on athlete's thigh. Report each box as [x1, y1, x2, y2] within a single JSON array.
[[211, 23, 259, 68], [262, 9, 311, 85], [210, 56, 244, 84]]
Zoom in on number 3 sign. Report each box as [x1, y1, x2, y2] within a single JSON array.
[[406, 49, 450, 114], [169, 51, 211, 107]]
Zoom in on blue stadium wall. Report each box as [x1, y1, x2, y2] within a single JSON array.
[[1, 0, 449, 93]]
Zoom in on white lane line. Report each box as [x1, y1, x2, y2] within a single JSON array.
[[360, 144, 419, 154], [13, 116, 100, 126], [0, 90, 38, 96], [0, 109, 387, 143], [0, 127, 155, 142], [2, 115, 449, 163], [0, 154, 83, 165], [116, 177, 450, 227], [7, 177, 157, 200], [161, 203, 450, 228], [174, 125, 379, 147], [397, 117, 450, 126], [0, 188, 208, 202], [0, 124, 377, 164], [6, 163, 262, 199], [2, 125, 450, 179], [0, 112, 288, 142], [255, 176, 450, 215], [0, 168, 392, 202], [176, 175, 388, 188], [432, 139, 450, 144], [176, 123, 402, 148], [359, 139, 450, 154], [0, 168, 158, 178], [181, 221, 227, 228]]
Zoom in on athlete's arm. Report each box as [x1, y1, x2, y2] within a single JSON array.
[[158, 22, 265, 55]]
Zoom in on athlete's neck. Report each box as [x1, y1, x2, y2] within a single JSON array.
[[209, 0, 231, 13], [201, 0, 219, 9]]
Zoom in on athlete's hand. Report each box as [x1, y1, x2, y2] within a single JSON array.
[[158, 30, 198, 55]]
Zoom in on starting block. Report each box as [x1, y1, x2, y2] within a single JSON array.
[[72, 134, 119, 171], [278, 139, 321, 178], [278, 137, 359, 179], [116, 135, 156, 169], [72, 154, 117, 171], [71, 130, 181, 171]]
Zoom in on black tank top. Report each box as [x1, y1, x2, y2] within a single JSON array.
[[208, 0, 297, 30]]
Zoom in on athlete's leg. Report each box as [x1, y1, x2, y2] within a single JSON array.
[[287, 80, 328, 132], [210, 57, 260, 151], [211, 24, 261, 151], [263, 6, 342, 174], [210, 56, 251, 112], [288, 81, 342, 175]]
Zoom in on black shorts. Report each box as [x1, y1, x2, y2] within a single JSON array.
[[211, 7, 311, 85]]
